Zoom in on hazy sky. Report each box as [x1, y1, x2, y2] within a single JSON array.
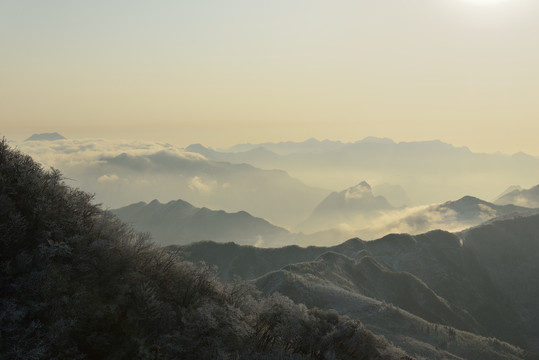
[[2, 0, 539, 154]]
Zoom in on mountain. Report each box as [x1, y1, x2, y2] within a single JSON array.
[[495, 185, 523, 200], [358, 195, 536, 239], [463, 215, 539, 351], [25, 132, 66, 141], [313, 181, 393, 215], [178, 213, 539, 357], [440, 196, 533, 222], [112, 199, 291, 246], [0, 139, 410, 359], [253, 246, 535, 360], [494, 184, 539, 208], [299, 181, 394, 233]]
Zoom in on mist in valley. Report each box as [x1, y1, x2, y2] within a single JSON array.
[[12, 136, 539, 248]]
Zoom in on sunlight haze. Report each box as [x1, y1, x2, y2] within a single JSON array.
[[2, 0, 539, 155]]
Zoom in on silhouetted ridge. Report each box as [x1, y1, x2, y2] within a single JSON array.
[[113, 198, 290, 246]]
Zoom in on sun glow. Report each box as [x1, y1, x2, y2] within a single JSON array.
[[465, 0, 508, 5]]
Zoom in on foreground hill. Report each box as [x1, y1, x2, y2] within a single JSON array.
[[112, 199, 291, 246], [179, 214, 539, 358], [0, 140, 409, 359]]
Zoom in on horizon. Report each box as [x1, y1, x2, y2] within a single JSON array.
[[5, 131, 539, 158], [3, 0, 539, 156]]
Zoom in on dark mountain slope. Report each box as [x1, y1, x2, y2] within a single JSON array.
[[463, 214, 539, 351], [180, 214, 539, 355], [254, 253, 534, 360], [277, 251, 479, 332]]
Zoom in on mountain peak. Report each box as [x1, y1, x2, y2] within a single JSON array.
[[185, 143, 209, 153], [344, 181, 372, 199], [494, 185, 523, 202], [25, 132, 66, 141]]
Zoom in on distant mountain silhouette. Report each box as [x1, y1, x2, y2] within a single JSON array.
[[94, 150, 329, 227], [191, 138, 539, 207], [299, 181, 393, 233], [112, 199, 291, 246], [185, 143, 280, 164], [494, 185, 523, 200], [314, 181, 393, 214], [228, 137, 347, 155], [494, 184, 539, 208], [25, 132, 66, 141]]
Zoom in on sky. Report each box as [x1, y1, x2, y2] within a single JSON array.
[[2, 0, 539, 155]]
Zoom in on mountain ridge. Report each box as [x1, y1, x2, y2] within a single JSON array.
[[112, 198, 291, 246]]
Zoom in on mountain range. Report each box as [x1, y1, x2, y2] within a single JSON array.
[[186, 138, 539, 207], [67, 148, 329, 227], [177, 213, 539, 359], [112, 190, 537, 248], [4, 137, 539, 359]]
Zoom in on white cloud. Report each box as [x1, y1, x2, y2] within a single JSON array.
[[477, 204, 497, 221], [188, 176, 216, 193], [14, 138, 208, 170]]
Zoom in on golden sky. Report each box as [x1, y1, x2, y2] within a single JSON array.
[[2, 0, 539, 154]]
